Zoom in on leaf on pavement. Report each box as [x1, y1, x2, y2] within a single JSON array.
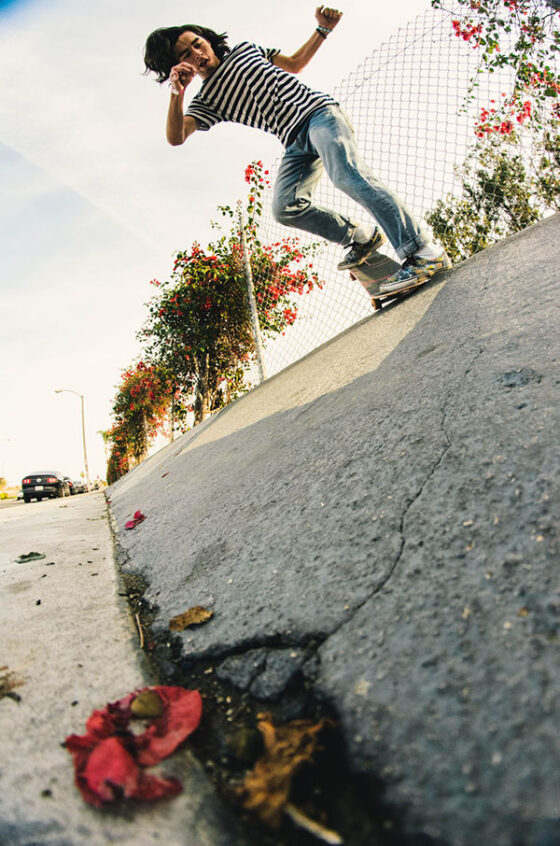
[[240, 714, 330, 827], [15, 552, 46, 563], [169, 606, 214, 631]]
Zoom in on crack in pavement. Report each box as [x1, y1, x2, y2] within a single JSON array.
[[305, 344, 486, 657]]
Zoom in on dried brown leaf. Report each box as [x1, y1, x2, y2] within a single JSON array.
[[240, 714, 330, 827], [169, 606, 214, 631], [0, 666, 24, 701]]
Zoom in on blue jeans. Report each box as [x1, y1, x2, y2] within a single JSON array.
[[272, 105, 427, 260]]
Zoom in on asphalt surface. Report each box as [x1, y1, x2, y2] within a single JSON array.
[[108, 214, 560, 846]]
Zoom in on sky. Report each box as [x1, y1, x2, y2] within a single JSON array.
[[0, 0, 429, 486]]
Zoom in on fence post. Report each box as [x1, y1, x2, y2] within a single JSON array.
[[238, 203, 267, 383]]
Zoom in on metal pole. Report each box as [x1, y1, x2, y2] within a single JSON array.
[[55, 389, 91, 488], [238, 203, 266, 383], [80, 394, 91, 488]]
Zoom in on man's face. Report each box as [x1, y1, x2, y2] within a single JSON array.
[[173, 31, 220, 79]]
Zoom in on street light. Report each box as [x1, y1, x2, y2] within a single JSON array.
[[54, 389, 91, 487]]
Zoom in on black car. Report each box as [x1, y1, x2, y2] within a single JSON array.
[[21, 472, 71, 503]]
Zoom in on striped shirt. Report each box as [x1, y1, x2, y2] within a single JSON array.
[[185, 42, 336, 147]]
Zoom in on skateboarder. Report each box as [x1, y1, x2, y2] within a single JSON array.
[[143, 6, 450, 294]]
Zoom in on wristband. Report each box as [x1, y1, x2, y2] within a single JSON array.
[[316, 26, 330, 39]]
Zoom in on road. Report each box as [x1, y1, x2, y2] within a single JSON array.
[[0, 498, 25, 510]]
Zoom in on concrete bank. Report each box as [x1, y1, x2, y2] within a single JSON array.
[[0, 492, 241, 846], [109, 214, 560, 846]]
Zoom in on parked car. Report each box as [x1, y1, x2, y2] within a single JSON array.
[[21, 472, 71, 503], [64, 476, 75, 494], [72, 479, 87, 494]]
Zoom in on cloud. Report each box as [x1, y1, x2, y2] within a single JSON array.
[[0, 144, 160, 481]]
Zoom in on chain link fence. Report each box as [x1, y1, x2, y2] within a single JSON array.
[[242, 0, 558, 384]]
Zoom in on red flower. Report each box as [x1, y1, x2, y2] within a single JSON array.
[[65, 686, 202, 808]]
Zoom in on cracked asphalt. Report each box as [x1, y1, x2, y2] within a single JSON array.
[[109, 214, 560, 845]]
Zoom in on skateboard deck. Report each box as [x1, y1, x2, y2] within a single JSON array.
[[345, 250, 402, 311]]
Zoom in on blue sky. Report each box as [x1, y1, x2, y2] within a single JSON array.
[[0, 0, 34, 10], [0, 0, 428, 485]]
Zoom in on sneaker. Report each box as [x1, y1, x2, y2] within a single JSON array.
[[379, 252, 452, 295], [337, 228, 387, 270]]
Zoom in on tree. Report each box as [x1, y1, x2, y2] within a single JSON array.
[[426, 130, 559, 261], [106, 423, 129, 486], [140, 161, 323, 425], [105, 361, 174, 482]]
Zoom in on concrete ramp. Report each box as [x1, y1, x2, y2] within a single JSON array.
[[109, 214, 560, 846]]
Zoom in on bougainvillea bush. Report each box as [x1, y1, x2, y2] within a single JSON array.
[[140, 161, 323, 425], [433, 0, 560, 132], [106, 362, 174, 483]]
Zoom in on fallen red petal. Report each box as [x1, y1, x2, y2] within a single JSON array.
[[72, 736, 182, 808], [82, 737, 140, 805], [134, 687, 203, 766], [125, 510, 147, 530]]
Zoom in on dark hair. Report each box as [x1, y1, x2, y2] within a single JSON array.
[[144, 25, 230, 83]]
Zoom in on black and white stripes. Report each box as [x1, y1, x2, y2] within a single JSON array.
[[185, 42, 336, 147]]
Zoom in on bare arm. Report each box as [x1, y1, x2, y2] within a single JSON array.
[[272, 6, 343, 74], [166, 61, 199, 146], [166, 96, 198, 146]]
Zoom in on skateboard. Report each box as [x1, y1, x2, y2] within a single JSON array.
[[344, 250, 403, 311]]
